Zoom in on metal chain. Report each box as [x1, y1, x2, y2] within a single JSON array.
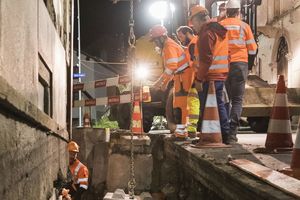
[[128, 46, 136, 199], [128, 0, 136, 46], [127, 0, 136, 194]]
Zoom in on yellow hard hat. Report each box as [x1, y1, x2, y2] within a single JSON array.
[[68, 141, 79, 152], [189, 5, 208, 21]]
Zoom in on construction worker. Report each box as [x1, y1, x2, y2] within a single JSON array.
[[219, 0, 258, 143], [176, 26, 198, 69], [189, 5, 231, 144], [212, 3, 227, 22], [150, 24, 194, 139], [176, 26, 200, 136], [63, 141, 89, 200]]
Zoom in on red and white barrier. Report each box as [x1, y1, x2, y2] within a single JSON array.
[[73, 93, 150, 107], [73, 75, 131, 92]]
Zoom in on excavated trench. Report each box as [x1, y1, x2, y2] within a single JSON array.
[[68, 128, 298, 200]]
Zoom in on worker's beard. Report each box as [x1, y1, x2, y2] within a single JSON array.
[[183, 38, 191, 46]]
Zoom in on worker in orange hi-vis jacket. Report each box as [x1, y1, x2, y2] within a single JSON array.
[[150, 24, 194, 139], [219, 0, 258, 144], [176, 25, 200, 136], [62, 141, 89, 200]]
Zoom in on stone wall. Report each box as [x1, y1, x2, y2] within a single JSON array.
[[0, 0, 71, 199], [0, 111, 68, 200]]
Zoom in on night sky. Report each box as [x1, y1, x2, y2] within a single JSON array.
[[75, 0, 166, 51], [75, 0, 185, 57]]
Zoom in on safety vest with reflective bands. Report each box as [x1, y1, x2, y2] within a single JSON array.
[[206, 33, 229, 80], [161, 38, 190, 85], [69, 159, 89, 190], [187, 36, 199, 70], [219, 17, 257, 63]]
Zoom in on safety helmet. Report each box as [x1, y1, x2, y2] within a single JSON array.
[[68, 141, 79, 153], [189, 5, 208, 21], [226, 0, 241, 9], [149, 25, 168, 41]]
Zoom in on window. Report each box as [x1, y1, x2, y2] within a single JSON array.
[[38, 55, 53, 116]]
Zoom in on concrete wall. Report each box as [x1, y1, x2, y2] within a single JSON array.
[[0, 112, 68, 200], [0, 0, 70, 199], [256, 0, 300, 87]]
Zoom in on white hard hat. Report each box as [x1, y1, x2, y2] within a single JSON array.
[[226, 0, 241, 9]]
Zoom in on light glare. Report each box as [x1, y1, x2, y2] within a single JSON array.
[[149, 1, 175, 20]]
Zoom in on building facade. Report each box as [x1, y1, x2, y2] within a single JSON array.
[[0, 0, 72, 199], [256, 0, 300, 87]]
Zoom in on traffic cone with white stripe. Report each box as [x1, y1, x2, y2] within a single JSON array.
[[194, 81, 229, 148], [265, 75, 293, 150], [281, 118, 300, 179], [131, 101, 143, 134]]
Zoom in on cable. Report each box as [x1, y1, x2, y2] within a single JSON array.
[[80, 62, 121, 77], [81, 60, 127, 65]]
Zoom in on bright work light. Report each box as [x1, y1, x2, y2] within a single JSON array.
[[149, 1, 175, 20], [135, 64, 149, 80]]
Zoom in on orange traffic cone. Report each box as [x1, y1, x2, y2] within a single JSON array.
[[281, 118, 300, 179], [131, 101, 143, 134], [193, 81, 229, 148], [83, 112, 91, 128], [265, 75, 293, 150]]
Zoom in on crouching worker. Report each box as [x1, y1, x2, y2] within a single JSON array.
[[61, 141, 89, 200]]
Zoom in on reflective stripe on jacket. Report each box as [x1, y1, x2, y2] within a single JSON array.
[[207, 34, 229, 80], [219, 17, 257, 62], [69, 159, 89, 190], [161, 38, 190, 86]]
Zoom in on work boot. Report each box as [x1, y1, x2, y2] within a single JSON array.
[[188, 131, 197, 138], [224, 134, 238, 145]]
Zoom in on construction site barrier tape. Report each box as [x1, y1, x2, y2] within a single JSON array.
[[73, 75, 131, 92], [73, 93, 150, 107]]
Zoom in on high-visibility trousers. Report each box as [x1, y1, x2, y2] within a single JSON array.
[[173, 67, 194, 137], [187, 87, 200, 133]]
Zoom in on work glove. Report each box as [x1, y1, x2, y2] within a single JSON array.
[[194, 80, 203, 92]]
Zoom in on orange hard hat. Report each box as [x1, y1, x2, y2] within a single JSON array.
[[189, 5, 208, 21], [68, 141, 79, 152], [149, 25, 168, 41]]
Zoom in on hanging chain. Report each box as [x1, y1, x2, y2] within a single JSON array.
[[128, 0, 136, 47], [128, 49, 136, 199], [127, 1, 136, 198]]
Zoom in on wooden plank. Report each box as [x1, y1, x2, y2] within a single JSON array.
[[230, 159, 300, 198]]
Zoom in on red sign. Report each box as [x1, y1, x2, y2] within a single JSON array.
[[85, 99, 96, 106], [73, 83, 84, 92], [95, 80, 107, 88], [118, 76, 131, 84], [108, 96, 120, 105], [134, 93, 150, 102]]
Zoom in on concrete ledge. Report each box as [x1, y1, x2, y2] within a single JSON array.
[[165, 139, 298, 200], [0, 76, 68, 141]]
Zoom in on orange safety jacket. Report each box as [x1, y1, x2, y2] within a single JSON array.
[[219, 17, 257, 63], [186, 35, 199, 71], [161, 38, 190, 86], [197, 22, 229, 81], [206, 35, 229, 80], [69, 159, 89, 190]]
